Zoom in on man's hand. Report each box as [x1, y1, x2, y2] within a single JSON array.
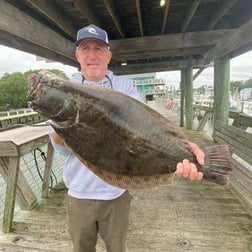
[[175, 142, 205, 181]]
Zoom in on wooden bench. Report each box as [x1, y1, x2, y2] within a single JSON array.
[[213, 122, 252, 213]]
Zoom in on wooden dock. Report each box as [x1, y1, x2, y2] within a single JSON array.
[[0, 102, 251, 252]]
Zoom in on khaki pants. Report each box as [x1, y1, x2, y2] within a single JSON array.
[[66, 191, 131, 252]]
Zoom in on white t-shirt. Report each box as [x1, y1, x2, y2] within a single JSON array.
[[50, 71, 144, 200]]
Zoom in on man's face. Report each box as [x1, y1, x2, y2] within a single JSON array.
[[75, 40, 112, 81]]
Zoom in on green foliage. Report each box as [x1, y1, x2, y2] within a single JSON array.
[[230, 79, 252, 93], [0, 69, 69, 111]]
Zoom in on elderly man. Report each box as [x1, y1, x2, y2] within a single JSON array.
[[50, 24, 204, 252]]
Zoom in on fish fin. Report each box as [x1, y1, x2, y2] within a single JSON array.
[[202, 145, 232, 185]]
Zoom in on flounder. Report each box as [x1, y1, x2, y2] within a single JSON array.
[[27, 71, 232, 189]]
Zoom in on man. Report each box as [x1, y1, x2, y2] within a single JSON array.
[[50, 24, 204, 252]]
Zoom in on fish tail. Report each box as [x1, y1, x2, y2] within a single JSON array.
[[201, 145, 232, 185]]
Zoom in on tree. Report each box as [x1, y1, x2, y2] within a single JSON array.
[[0, 69, 69, 111]]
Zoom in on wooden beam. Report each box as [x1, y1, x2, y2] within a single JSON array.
[[112, 46, 212, 62], [205, 0, 239, 30], [24, 0, 77, 38], [136, 0, 144, 36], [181, 0, 200, 33], [203, 19, 252, 64], [193, 67, 206, 80], [103, 0, 126, 38], [161, 0, 172, 34], [72, 0, 101, 26], [111, 59, 204, 75], [0, 0, 76, 66], [110, 30, 233, 54]]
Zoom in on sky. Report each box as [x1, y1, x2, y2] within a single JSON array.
[[0, 44, 251, 88]]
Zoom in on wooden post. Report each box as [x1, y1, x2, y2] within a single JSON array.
[[41, 142, 55, 198], [184, 66, 194, 130], [180, 69, 186, 127], [0, 158, 37, 210], [213, 56, 230, 126], [2, 157, 20, 233]]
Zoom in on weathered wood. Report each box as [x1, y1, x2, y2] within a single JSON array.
[[213, 56, 230, 125], [0, 0, 76, 66], [2, 157, 20, 233], [180, 69, 186, 127], [161, 0, 171, 34], [181, 0, 201, 32], [203, 19, 252, 64], [0, 125, 50, 156], [230, 158, 252, 213], [184, 66, 193, 129], [103, 0, 125, 38], [41, 142, 55, 199], [24, 0, 76, 38], [205, 0, 239, 30], [0, 158, 37, 210], [136, 0, 144, 36], [213, 122, 252, 214], [112, 58, 204, 75], [197, 111, 212, 131]]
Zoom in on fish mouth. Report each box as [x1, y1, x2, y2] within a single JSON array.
[[27, 73, 43, 101]]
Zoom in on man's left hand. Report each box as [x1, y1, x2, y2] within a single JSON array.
[[175, 142, 205, 181]]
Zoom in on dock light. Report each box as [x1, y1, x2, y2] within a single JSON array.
[[121, 62, 127, 66], [160, 0, 165, 6]]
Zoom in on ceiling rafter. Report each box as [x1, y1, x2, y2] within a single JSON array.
[[24, 0, 76, 39], [181, 0, 201, 33], [72, 0, 101, 26], [103, 0, 126, 38], [203, 18, 252, 64], [161, 0, 172, 34], [205, 0, 239, 30], [136, 0, 144, 36]]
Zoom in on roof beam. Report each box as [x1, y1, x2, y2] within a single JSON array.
[[205, 0, 239, 30], [103, 0, 126, 38], [112, 46, 212, 62], [136, 0, 144, 36], [110, 30, 234, 54], [181, 0, 201, 32], [203, 18, 252, 64], [0, 0, 76, 65], [111, 59, 204, 75], [161, 0, 172, 34], [24, 0, 76, 39], [72, 0, 101, 26]]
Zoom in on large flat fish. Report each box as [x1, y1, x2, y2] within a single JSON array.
[[27, 71, 232, 189]]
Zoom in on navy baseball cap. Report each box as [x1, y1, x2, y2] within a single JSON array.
[[75, 24, 109, 47]]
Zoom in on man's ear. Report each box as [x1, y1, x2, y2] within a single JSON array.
[[107, 51, 112, 64], [75, 50, 80, 63]]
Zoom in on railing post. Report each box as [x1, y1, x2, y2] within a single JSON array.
[[2, 156, 20, 233]]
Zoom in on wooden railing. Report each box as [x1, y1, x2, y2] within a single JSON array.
[[194, 105, 252, 131], [0, 108, 47, 130]]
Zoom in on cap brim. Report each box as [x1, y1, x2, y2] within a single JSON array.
[[75, 38, 109, 47]]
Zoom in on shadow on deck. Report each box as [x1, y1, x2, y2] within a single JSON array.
[[0, 102, 251, 252]]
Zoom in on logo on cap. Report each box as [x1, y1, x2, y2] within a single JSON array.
[[88, 27, 99, 35]]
